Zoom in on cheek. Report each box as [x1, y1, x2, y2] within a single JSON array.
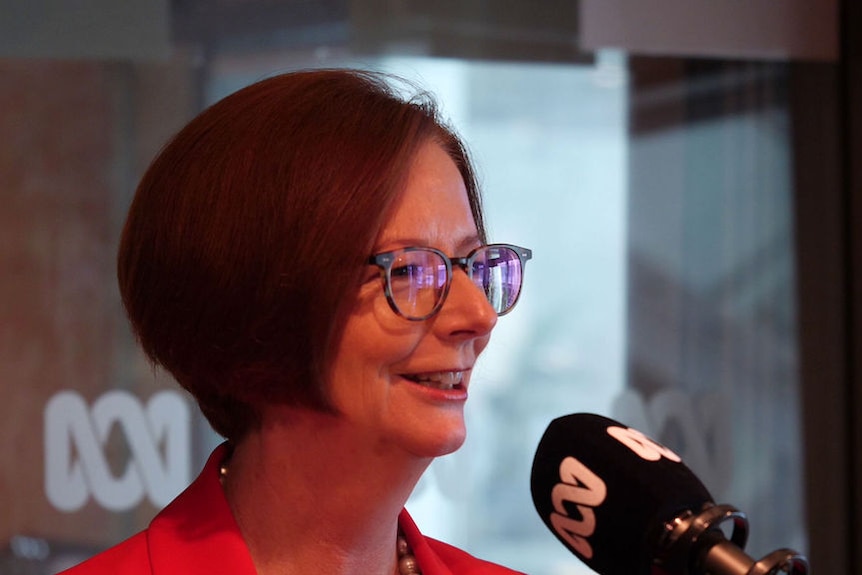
[[328, 319, 424, 413], [350, 281, 425, 343], [336, 290, 425, 372]]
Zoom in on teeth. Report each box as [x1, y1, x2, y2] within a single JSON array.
[[409, 371, 464, 390]]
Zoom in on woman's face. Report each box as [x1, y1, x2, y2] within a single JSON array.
[[327, 140, 498, 459]]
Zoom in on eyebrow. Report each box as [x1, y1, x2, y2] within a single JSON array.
[[455, 234, 483, 252]]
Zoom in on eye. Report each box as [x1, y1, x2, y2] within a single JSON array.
[[388, 264, 428, 296], [391, 263, 422, 278]]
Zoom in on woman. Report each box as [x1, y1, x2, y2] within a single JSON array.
[[62, 69, 532, 575]]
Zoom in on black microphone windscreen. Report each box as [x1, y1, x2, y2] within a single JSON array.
[[530, 413, 713, 575]]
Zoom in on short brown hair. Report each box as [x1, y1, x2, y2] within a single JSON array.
[[118, 69, 485, 440]]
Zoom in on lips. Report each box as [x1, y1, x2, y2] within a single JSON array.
[[402, 371, 465, 390]]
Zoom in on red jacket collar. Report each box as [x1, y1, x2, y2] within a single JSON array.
[[147, 444, 257, 574]]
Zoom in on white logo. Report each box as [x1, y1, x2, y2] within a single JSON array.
[[549, 456, 607, 559], [607, 425, 682, 463], [44, 389, 190, 512]]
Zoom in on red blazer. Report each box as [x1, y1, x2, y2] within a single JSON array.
[[59, 445, 525, 575]]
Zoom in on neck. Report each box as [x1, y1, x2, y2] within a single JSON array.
[[222, 408, 430, 575]]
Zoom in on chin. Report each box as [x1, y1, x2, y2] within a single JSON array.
[[409, 426, 467, 458]]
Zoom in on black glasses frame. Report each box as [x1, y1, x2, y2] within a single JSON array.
[[368, 243, 533, 321]]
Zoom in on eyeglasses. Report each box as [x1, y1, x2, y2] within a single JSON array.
[[368, 243, 532, 321]]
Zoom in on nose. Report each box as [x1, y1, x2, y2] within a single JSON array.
[[433, 268, 498, 339]]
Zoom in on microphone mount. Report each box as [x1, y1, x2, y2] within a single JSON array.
[[654, 503, 809, 575]]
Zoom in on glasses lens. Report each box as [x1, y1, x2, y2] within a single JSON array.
[[471, 246, 524, 314], [388, 249, 448, 319]]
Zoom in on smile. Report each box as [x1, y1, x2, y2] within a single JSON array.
[[402, 371, 465, 390]]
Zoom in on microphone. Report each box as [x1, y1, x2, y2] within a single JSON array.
[[530, 413, 808, 575]]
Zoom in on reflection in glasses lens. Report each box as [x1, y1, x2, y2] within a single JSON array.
[[369, 244, 532, 321]]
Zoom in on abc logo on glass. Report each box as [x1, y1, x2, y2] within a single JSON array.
[[44, 390, 191, 512]]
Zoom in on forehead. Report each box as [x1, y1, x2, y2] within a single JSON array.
[[375, 141, 478, 252]]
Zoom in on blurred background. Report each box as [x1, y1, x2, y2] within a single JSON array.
[[1, 1, 859, 574]]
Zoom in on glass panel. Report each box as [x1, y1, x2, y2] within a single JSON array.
[[0, 4, 808, 575], [625, 58, 804, 559]]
